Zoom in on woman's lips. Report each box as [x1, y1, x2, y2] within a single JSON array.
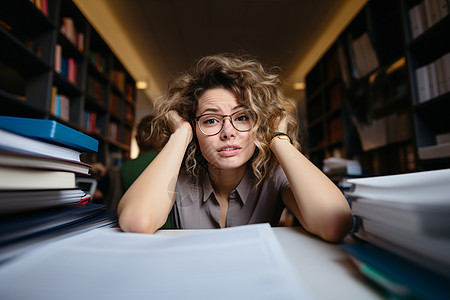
[[217, 145, 241, 157]]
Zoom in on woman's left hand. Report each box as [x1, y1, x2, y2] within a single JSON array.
[[276, 114, 288, 133]]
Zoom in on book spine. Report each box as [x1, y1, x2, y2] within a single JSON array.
[[61, 17, 77, 45], [67, 58, 77, 85], [427, 61, 439, 99], [54, 44, 62, 73], [443, 52, 450, 93], [77, 32, 84, 52], [415, 65, 431, 103], [434, 56, 447, 95], [40, 0, 48, 16], [423, 0, 440, 27], [437, 0, 449, 17], [50, 86, 58, 115], [61, 57, 68, 78], [60, 95, 70, 122], [409, 5, 425, 38]]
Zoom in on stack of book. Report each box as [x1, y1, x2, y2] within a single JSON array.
[[322, 157, 362, 192], [342, 169, 450, 299], [0, 116, 118, 263]]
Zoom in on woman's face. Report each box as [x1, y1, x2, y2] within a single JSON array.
[[195, 87, 256, 172]]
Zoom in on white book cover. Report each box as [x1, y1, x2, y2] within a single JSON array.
[[0, 129, 81, 162], [0, 150, 90, 174], [0, 166, 76, 190]]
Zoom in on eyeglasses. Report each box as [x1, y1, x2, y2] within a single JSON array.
[[194, 109, 254, 136]]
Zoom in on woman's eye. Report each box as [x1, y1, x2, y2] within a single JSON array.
[[203, 117, 220, 125], [235, 114, 249, 122]]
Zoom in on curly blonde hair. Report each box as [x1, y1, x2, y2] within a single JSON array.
[[151, 53, 301, 186]]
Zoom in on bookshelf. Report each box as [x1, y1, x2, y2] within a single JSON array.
[[403, 0, 450, 170], [305, 45, 357, 171], [306, 0, 450, 176], [307, 0, 432, 176], [0, 0, 136, 167]]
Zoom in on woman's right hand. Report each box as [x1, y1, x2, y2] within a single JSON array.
[[166, 110, 193, 141]]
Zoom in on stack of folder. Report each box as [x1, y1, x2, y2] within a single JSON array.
[[0, 116, 118, 263], [342, 169, 450, 299]]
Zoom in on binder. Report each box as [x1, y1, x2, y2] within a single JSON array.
[[341, 243, 450, 300]]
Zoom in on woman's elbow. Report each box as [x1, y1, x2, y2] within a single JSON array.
[[118, 209, 161, 234], [321, 211, 354, 243]]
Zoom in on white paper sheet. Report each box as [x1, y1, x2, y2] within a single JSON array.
[[0, 223, 310, 300]]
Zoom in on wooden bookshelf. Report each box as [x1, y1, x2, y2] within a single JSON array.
[[0, 0, 136, 167]]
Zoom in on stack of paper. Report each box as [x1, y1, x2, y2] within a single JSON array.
[[0, 116, 117, 263], [0, 224, 311, 300], [342, 169, 450, 298]]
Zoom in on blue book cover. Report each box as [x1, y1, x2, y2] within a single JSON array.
[[0, 116, 98, 152]]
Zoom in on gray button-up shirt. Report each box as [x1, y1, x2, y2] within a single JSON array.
[[172, 167, 289, 229]]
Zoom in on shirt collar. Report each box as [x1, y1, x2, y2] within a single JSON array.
[[202, 174, 215, 203], [202, 168, 253, 205]]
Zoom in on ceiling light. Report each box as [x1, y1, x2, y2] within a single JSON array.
[[136, 81, 148, 90], [293, 82, 306, 90]]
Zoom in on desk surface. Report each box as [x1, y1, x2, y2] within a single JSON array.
[[156, 227, 384, 300]]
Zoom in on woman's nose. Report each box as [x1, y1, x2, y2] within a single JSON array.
[[220, 118, 235, 139]]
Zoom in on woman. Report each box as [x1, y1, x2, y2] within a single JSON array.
[[118, 54, 353, 242]]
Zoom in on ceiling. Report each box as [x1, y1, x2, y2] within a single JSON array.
[[74, 0, 366, 100]]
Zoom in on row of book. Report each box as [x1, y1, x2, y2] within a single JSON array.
[[111, 70, 126, 93], [54, 44, 78, 85], [342, 169, 450, 299], [326, 115, 343, 144], [125, 102, 134, 125], [84, 110, 98, 134], [87, 75, 105, 105], [353, 112, 411, 151], [109, 122, 121, 142], [50, 86, 70, 122], [415, 52, 450, 103], [110, 92, 121, 117], [89, 51, 107, 74], [409, 0, 449, 39], [0, 115, 117, 263], [30, 0, 48, 16], [348, 32, 380, 79], [60, 17, 84, 52], [322, 157, 362, 192]]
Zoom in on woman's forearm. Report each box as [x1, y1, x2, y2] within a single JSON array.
[[270, 138, 353, 242], [118, 126, 192, 234]]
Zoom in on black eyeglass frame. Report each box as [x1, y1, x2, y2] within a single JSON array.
[[193, 109, 254, 136]]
